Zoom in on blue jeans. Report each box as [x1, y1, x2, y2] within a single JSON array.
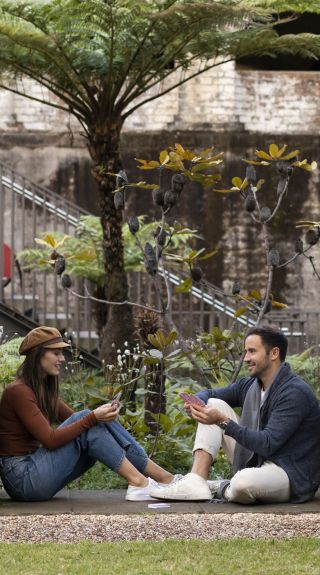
[[0, 410, 148, 501]]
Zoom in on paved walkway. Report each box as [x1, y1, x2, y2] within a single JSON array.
[[1, 489, 319, 516]]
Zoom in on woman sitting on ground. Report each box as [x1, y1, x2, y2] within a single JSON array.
[[0, 326, 175, 502]]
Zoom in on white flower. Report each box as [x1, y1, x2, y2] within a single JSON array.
[[124, 349, 130, 356], [117, 349, 121, 354], [124, 341, 128, 347]]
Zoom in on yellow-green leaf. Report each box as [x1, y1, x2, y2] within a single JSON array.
[[255, 150, 272, 161], [147, 334, 158, 348], [234, 306, 249, 318], [281, 149, 300, 161], [43, 233, 57, 248], [243, 159, 270, 166], [272, 300, 288, 309], [232, 177, 243, 189], [159, 150, 169, 164], [198, 249, 218, 261], [249, 289, 262, 300], [269, 143, 279, 158], [175, 278, 192, 293]]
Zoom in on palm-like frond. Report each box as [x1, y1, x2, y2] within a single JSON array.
[[0, 0, 319, 126]]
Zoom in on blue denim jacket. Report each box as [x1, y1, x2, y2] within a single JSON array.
[[197, 363, 320, 502]]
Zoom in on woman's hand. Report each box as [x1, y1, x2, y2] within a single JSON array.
[[93, 402, 120, 423], [189, 404, 226, 425]]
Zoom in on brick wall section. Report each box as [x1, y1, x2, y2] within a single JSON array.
[[0, 64, 319, 135]]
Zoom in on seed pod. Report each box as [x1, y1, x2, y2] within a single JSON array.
[[260, 206, 271, 222], [191, 266, 203, 282], [116, 170, 128, 188], [114, 190, 124, 210], [245, 165, 256, 185], [152, 188, 165, 207], [294, 238, 304, 254], [232, 281, 241, 295], [144, 243, 158, 276], [157, 228, 167, 247], [50, 250, 58, 261], [306, 228, 319, 246], [171, 173, 186, 194], [55, 256, 66, 276], [61, 273, 72, 289], [164, 189, 179, 210], [276, 161, 293, 178], [128, 215, 140, 235], [268, 248, 280, 268], [244, 193, 256, 213]]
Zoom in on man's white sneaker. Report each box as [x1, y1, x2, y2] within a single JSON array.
[[125, 477, 161, 501], [149, 472, 212, 501], [158, 473, 184, 487]]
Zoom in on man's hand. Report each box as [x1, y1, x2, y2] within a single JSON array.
[[93, 402, 120, 423], [188, 403, 226, 425]]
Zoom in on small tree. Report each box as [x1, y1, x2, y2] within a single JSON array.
[[1, 0, 320, 359]]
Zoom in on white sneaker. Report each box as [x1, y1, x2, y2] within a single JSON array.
[[158, 473, 184, 487], [149, 472, 212, 501], [126, 477, 161, 501]]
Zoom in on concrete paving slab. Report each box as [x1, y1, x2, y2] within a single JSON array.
[[0, 489, 319, 516]]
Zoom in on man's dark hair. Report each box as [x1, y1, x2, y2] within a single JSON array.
[[246, 325, 288, 361]]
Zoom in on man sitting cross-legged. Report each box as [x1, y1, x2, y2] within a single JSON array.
[[150, 326, 320, 504]]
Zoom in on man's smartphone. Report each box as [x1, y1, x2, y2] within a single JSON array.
[[111, 391, 122, 406], [180, 392, 205, 406]]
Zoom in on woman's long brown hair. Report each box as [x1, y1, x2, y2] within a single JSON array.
[[16, 348, 59, 423]]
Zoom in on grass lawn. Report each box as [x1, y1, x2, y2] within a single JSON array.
[[0, 539, 319, 575]]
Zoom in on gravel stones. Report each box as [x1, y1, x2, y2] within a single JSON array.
[[0, 513, 319, 543]]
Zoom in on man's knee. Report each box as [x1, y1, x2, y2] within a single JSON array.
[[227, 469, 257, 504]]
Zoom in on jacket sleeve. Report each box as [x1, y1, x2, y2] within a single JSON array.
[[57, 399, 74, 421], [224, 386, 313, 458], [10, 385, 97, 450], [196, 377, 252, 408]]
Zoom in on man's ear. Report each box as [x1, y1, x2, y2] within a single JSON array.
[[271, 346, 280, 361]]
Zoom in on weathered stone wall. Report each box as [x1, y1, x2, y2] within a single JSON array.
[[1, 64, 320, 134], [1, 64, 320, 310]]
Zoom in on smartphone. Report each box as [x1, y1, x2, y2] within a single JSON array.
[[111, 391, 122, 406], [180, 392, 205, 406]]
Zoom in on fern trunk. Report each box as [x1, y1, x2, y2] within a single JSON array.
[[88, 118, 134, 362]]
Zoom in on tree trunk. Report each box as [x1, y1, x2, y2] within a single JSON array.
[[88, 118, 134, 363]]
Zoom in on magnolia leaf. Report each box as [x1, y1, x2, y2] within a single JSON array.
[[243, 160, 270, 166], [232, 177, 243, 189], [276, 144, 288, 157], [198, 249, 218, 261], [272, 300, 288, 309], [256, 179, 265, 190], [143, 355, 161, 365], [199, 146, 215, 158], [281, 149, 300, 161], [175, 277, 192, 293], [269, 143, 280, 158], [135, 159, 160, 169], [249, 289, 262, 300], [130, 181, 159, 189], [174, 143, 185, 156], [35, 237, 53, 247], [147, 334, 158, 348], [255, 150, 272, 160], [234, 306, 249, 317], [165, 331, 178, 346], [43, 234, 57, 248], [159, 149, 169, 164], [155, 329, 167, 349]]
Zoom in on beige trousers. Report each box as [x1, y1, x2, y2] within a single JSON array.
[[193, 398, 291, 504]]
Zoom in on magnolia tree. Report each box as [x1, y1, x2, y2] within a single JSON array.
[[1, 0, 320, 356], [27, 143, 318, 399]]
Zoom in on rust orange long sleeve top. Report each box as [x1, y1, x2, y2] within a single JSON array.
[[0, 379, 97, 456]]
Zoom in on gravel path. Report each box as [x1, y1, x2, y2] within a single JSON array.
[[0, 513, 319, 542]]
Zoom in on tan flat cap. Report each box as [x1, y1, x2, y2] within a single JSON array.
[[19, 326, 70, 355]]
